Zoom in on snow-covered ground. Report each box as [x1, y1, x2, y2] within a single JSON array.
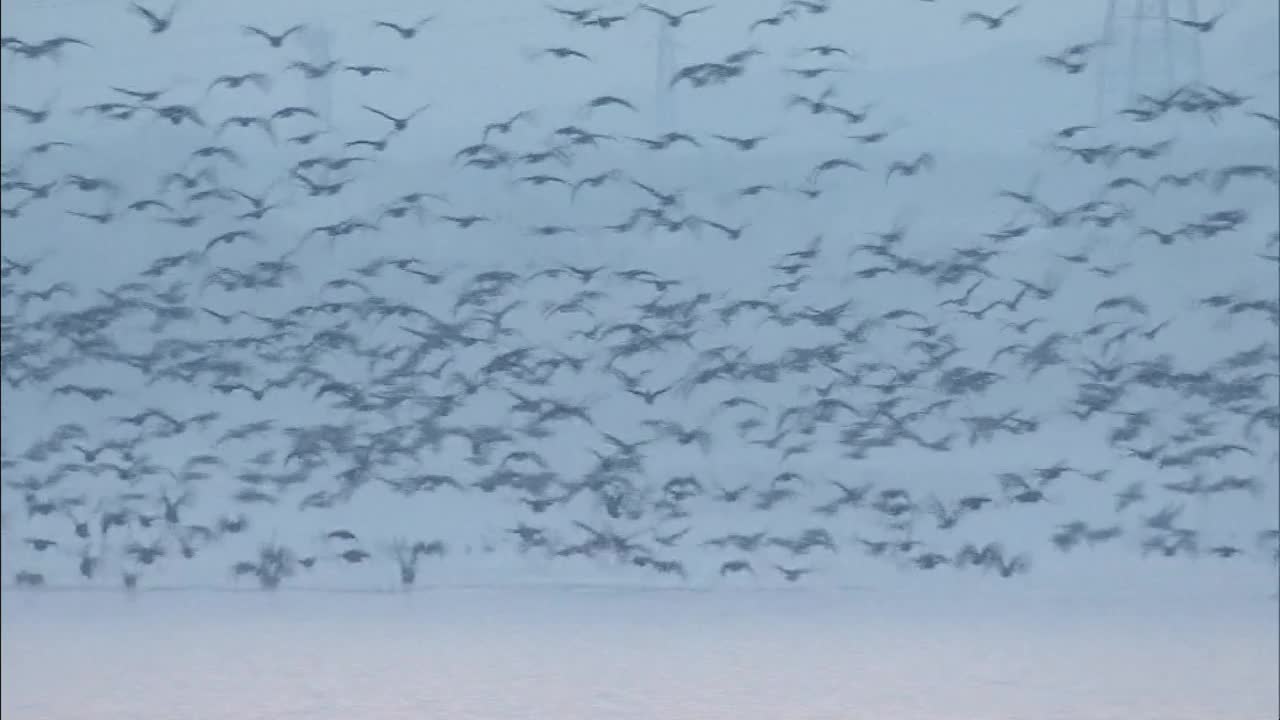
[[3, 0, 1278, 593], [4, 589, 1277, 720]]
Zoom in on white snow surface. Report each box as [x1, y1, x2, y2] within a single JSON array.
[[3, 587, 1277, 720]]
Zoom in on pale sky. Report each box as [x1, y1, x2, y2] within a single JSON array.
[[1, 0, 1276, 597]]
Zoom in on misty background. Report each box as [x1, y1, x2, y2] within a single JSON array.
[[1, 0, 1278, 717]]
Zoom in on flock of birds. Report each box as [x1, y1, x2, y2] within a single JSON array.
[[1, 1, 1278, 593]]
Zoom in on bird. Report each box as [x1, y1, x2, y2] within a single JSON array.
[[130, 2, 179, 33], [885, 152, 936, 183], [241, 24, 307, 48], [1169, 10, 1228, 33], [640, 4, 714, 27], [962, 5, 1021, 30], [362, 104, 431, 133], [0, 0, 1273, 602], [373, 17, 437, 39]]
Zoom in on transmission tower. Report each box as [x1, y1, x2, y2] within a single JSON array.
[[654, 24, 678, 133], [301, 23, 335, 126], [1095, 0, 1205, 121]]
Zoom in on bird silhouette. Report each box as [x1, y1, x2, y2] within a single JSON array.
[[373, 17, 436, 40], [962, 5, 1021, 30], [241, 24, 307, 48], [0, 0, 1275, 600], [130, 2, 179, 34]]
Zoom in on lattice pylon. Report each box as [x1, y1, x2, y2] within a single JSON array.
[[1095, 0, 1206, 121], [301, 23, 335, 126], [655, 24, 678, 133]]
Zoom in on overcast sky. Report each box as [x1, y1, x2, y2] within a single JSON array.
[[1, 0, 1276, 598]]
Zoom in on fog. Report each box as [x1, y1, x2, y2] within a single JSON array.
[[1, 0, 1278, 717]]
